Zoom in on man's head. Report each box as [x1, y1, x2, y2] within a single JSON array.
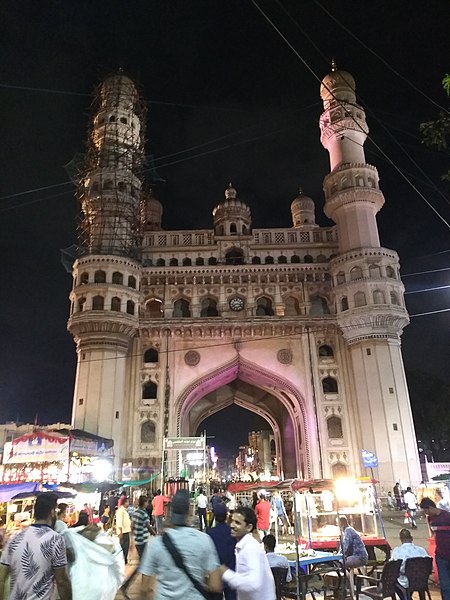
[[57, 503, 68, 519], [399, 528, 413, 543], [406, 487, 412, 493], [262, 534, 276, 553], [155, 489, 161, 496], [258, 492, 267, 501], [214, 502, 228, 524], [420, 497, 439, 516], [35, 492, 59, 527], [139, 495, 149, 509], [171, 489, 190, 526], [122, 497, 129, 508], [338, 516, 349, 530], [198, 488, 204, 495], [230, 507, 257, 540]]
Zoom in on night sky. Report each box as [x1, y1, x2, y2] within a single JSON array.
[[1, 1, 449, 457]]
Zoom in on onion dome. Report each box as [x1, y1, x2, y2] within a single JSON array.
[[320, 61, 356, 108], [291, 187, 316, 227], [212, 183, 252, 236]]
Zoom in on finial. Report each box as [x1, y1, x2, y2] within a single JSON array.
[[298, 185, 303, 195], [331, 58, 337, 72], [225, 182, 237, 199]]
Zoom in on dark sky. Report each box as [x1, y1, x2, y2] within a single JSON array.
[[0, 1, 449, 451]]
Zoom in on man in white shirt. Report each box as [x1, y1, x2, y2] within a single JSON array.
[[403, 487, 418, 529], [196, 488, 208, 531], [220, 506, 276, 600], [116, 497, 132, 564], [391, 528, 428, 594], [262, 534, 292, 582]]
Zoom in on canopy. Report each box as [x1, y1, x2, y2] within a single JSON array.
[[11, 490, 76, 500], [291, 479, 334, 491], [0, 482, 39, 502], [227, 480, 292, 494]]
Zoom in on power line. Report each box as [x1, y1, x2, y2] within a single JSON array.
[[410, 308, 450, 318], [404, 285, 450, 295], [403, 268, 450, 278]]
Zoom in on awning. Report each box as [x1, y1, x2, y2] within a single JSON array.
[[0, 482, 39, 502]]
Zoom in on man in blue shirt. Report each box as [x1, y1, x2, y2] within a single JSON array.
[[207, 503, 236, 600]]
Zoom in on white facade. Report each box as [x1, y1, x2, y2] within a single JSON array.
[[67, 69, 421, 489]]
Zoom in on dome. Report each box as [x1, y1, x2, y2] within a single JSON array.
[[291, 188, 315, 211], [290, 187, 316, 228], [100, 73, 138, 103], [212, 183, 252, 236], [320, 67, 356, 105]]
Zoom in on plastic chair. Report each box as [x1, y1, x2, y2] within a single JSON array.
[[404, 557, 433, 600], [271, 567, 288, 600], [355, 559, 402, 600]]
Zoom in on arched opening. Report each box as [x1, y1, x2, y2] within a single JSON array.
[[225, 248, 244, 265], [319, 345, 334, 357], [310, 296, 330, 315], [265, 256, 274, 265], [304, 255, 313, 263], [126, 300, 135, 315], [128, 275, 136, 289], [173, 298, 191, 317], [278, 255, 287, 264], [354, 291, 367, 307], [336, 272, 345, 285], [332, 462, 347, 477], [284, 296, 301, 316], [390, 291, 399, 305], [112, 271, 123, 285], [386, 266, 396, 279], [146, 298, 163, 318], [196, 257, 204, 266], [144, 348, 159, 363], [291, 255, 300, 264], [169, 258, 178, 266], [341, 296, 349, 311], [373, 290, 385, 304], [182, 257, 192, 266], [79, 272, 89, 285], [327, 416, 343, 439], [200, 297, 219, 317], [142, 381, 157, 400], [369, 264, 381, 278], [94, 270, 106, 284], [322, 377, 338, 394], [208, 257, 217, 266], [77, 297, 86, 312], [229, 223, 237, 234], [140, 421, 156, 444], [156, 258, 165, 267], [256, 296, 274, 316], [350, 266, 363, 281], [111, 296, 121, 311], [92, 295, 104, 310], [251, 256, 261, 264]]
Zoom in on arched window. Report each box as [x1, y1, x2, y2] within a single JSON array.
[[156, 258, 165, 267], [144, 348, 159, 363], [390, 291, 399, 305], [327, 416, 343, 439], [77, 297, 86, 312], [208, 257, 217, 266], [284, 296, 301, 316], [196, 257, 204, 266], [146, 298, 163, 318], [229, 223, 237, 234], [103, 180, 113, 190], [91, 181, 99, 192], [350, 266, 363, 281], [278, 255, 287, 264], [216, 226, 224, 236], [386, 266, 396, 279], [142, 278, 148, 286], [173, 298, 191, 317], [373, 290, 385, 304], [251, 256, 261, 264], [256, 296, 274, 316], [354, 291, 366, 307], [304, 255, 313, 263], [79, 272, 89, 285], [369, 264, 381, 278], [168, 258, 177, 266], [322, 377, 338, 394], [128, 275, 136, 289], [242, 225, 248, 235], [336, 272, 345, 285], [265, 256, 274, 265], [112, 271, 123, 285], [109, 115, 116, 123], [319, 345, 334, 357], [225, 248, 244, 265], [310, 296, 330, 315], [270, 439, 276, 455], [120, 117, 127, 124], [317, 254, 327, 263], [111, 297, 121, 311], [332, 462, 347, 477], [200, 297, 219, 317], [142, 381, 157, 400], [182, 257, 192, 266], [94, 270, 106, 283], [117, 181, 126, 192], [291, 255, 300, 264], [126, 300, 135, 315], [92, 295, 104, 310], [341, 296, 349, 311], [140, 420, 156, 444]]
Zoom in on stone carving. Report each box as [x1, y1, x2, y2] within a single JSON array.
[[184, 350, 200, 366], [277, 349, 293, 364]]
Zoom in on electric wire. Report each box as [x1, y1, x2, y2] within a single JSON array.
[[402, 268, 450, 278], [404, 285, 450, 295], [250, 0, 450, 230]]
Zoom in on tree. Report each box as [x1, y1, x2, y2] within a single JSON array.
[[420, 74, 450, 181]]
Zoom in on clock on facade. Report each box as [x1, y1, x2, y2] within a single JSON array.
[[229, 296, 245, 311]]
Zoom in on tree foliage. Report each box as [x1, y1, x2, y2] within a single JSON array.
[[420, 74, 450, 181]]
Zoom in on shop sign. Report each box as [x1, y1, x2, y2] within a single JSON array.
[[4, 433, 70, 464], [163, 437, 205, 451], [361, 449, 378, 468]]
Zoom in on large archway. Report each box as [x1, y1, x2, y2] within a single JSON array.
[[176, 357, 309, 479]]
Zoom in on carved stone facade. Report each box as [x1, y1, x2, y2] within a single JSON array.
[[67, 69, 421, 488]]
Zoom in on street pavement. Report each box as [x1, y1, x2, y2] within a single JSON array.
[[115, 508, 442, 599]]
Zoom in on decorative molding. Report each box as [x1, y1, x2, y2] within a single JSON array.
[[184, 350, 201, 366], [277, 349, 293, 365]]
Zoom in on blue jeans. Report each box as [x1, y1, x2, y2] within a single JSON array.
[[436, 555, 450, 600], [155, 514, 164, 534]]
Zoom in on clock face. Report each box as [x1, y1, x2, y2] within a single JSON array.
[[229, 296, 245, 311]]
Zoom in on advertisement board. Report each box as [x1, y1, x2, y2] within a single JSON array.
[[3, 432, 70, 464]]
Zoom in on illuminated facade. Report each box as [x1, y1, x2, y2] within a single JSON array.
[[67, 69, 421, 488]]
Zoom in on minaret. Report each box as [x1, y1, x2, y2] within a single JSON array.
[[319, 66, 421, 485], [67, 74, 143, 465]]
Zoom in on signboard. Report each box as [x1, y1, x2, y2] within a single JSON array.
[[70, 437, 113, 457], [163, 437, 205, 451], [361, 449, 378, 469], [3, 433, 70, 465]]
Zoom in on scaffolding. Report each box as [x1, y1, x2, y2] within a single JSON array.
[[74, 73, 147, 259]]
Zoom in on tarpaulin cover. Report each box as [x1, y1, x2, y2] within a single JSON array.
[[227, 481, 289, 493], [0, 482, 39, 502]]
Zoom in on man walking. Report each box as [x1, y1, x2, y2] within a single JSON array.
[[207, 503, 237, 600], [116, 496, 132, 564], [220, 506, 276, 600], [403, 487, 418, 529], [152, 489, 170, 534], [139, 489, 222, 599], [393, 483, 402, 511], [255, 492, 270, 539], [420, 497, 450, 600], [0, 492, 72, 600], [196, 488, 208, 531]]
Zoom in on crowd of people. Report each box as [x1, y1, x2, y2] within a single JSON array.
[[1, 486, 450, 600]]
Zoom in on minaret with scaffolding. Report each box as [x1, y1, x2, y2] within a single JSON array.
[[67, 74, 144, 465]]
